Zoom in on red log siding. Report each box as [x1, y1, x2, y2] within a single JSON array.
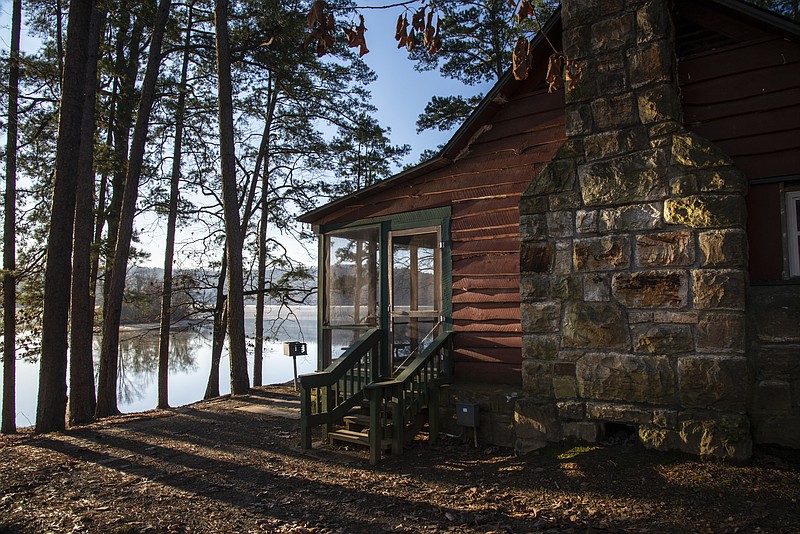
[[314, 80, 566, 384], [679, 36, 800, 280]]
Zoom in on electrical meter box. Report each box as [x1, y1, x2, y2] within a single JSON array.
[[283, 342, 307, 357], [455, 401, 480, 428]]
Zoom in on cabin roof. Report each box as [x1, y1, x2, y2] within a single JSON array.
[[298, 0, 800, 226]]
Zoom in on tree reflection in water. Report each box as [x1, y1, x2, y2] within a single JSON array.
[[94, 330, 204, 406]]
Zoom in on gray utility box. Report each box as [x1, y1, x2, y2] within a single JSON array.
[[283, 342, 307, 357], [455, 401, 480, 428]]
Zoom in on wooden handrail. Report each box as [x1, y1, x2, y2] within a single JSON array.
[[299, 328, 381, 449]]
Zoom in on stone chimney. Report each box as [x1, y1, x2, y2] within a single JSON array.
[[517, 0, 751, 459]]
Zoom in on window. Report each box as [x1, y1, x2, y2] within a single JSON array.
[[788, 190, 800, 277]]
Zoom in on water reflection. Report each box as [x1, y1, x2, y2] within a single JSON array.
[[3, 305, 319, 427], [113, 330, 203, 406]]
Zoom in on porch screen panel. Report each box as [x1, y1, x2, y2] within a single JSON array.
[[326, 228, 379, 327]]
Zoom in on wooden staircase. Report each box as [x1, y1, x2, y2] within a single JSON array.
[[300, 330, 453, 464]]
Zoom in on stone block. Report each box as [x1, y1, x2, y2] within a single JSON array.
[[612, 270, 689, 308], [521, 301, 561, 334], [514, 400, 563, 441], [549, 191, 580, 211], [670, 174, 697, 196], [522, 334, 560, 361], [693, 269, 746, 310], [599, 203, 663, 232], [698, 229, 747, 267], [583, 127, 648, 161], [576, 353, 676, 404], [566, 103, 593, 137], [678, 355, 749, 412], [574, 236, 630, 271], [591, 94, 640, 130], [562, 17, 594, 59], [491, 413, 516, 448], [557, 401, 586, 420], [520, 242, 554, 274], [671, 133, 732, 169], [748, 285, 800, 343], [586, 401, 654, 425], [677, 412, 752, 461], [636, 0, 673, 43], [576, 209, 598, 234], [636, 231, 694, 267], [522, 359, 553, 396], [640, 427, 682, 452], [520, 274, 550, 302], [629, 311, 654, 323], [754, 380, 792, 411], [563, 302, 630, 349], [515, 438, 549, 455], [519, 194, 549, 215], [547, 211, 574, 238], [583, 273, 610, 302], [695, 167, 747, 194], [554, 239, 574, 274], [563, 421, 601, 442], [755, 346, 800, 380], [664, 195, 746, 229], [553, 274, 582, 300], [652, 310, 698, 324], [525, 159, 577, 197], [579, 149, 668, 206], [519, 214, 547, 241], [553, 376, 578, 399], [632, 324, 694, 354], [752, 414, 800, 448], [652, 409, 678, 429], [696, 312, 746, 353], [628, 40, 673, 88], [637, 83, 681, 124], [591, 13, 634, 52]]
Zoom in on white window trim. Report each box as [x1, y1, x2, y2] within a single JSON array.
[[788, 190, 800, 277]]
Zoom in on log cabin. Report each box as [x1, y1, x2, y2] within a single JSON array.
[[298, 0, 800, 462]]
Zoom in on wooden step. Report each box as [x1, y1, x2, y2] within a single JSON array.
[[343, 413, 371, 430], [328, 429, 391, 450]]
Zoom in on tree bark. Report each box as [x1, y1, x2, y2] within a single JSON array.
[[2, 0, 21, 435], [158, 1, 193, 409], [36, 0, 95, 434], [68, 3, 105, 426], [103, 4, 143, 306], [253, 80, 279, 387], [214, 0, 250, 395], [96, 0, 173, 418]]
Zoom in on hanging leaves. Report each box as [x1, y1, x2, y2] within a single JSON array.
[[345, 15, 369, 57], [428, 21, 442, 55], [304, 0, 335, 57], [546, 52, 582, 92], [517, 0, 534, 23], [412, 7, 426, 32], [512, 36, 533, 81], [395, 6, 441, 55]]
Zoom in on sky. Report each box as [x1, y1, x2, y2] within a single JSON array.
[[0, 1, 496, 268]]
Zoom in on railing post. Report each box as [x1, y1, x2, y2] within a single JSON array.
[[300, 383, 312, 449], [392, 384, 405, 456], [368, 387, 381, 465]]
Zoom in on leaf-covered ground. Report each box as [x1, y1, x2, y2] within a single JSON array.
[[1, 387, 798, 533]]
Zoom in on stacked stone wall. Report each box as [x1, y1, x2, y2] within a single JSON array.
[[517, 0, 752, 459], [748, 285, 800, 449]]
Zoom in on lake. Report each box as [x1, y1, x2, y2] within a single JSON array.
[[1, 305, 318, 428]]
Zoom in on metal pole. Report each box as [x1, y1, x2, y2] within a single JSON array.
[[293, 355, 298, 391]]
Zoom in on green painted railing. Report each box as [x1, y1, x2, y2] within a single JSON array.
[[365, 331, 453, 464], [299, 328, 381, 449]]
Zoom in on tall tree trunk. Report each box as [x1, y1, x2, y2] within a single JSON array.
[[2, 0, 21, 435], [158, 2, 193, 409], [103, 6, 143, 306], [204, 296, 227, 399], [214, 0, 250, 395], [253, 81, 279, 387], [36, 0, 95, 434], [68, 4, 105, 426], [96, 0, 173, 418]]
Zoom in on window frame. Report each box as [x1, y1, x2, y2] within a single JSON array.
[[787, 189, 800, 278]]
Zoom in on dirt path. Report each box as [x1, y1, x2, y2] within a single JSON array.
[[1, 387, 798, 533]]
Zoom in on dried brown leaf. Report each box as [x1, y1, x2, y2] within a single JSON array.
[[406, 27, 418, 51], [307, 0, 325, 29], [512, 36, 532, 80], [518, 0, 534, 23], [428, 21, 442, 55], [412, 7, 426, 32]]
